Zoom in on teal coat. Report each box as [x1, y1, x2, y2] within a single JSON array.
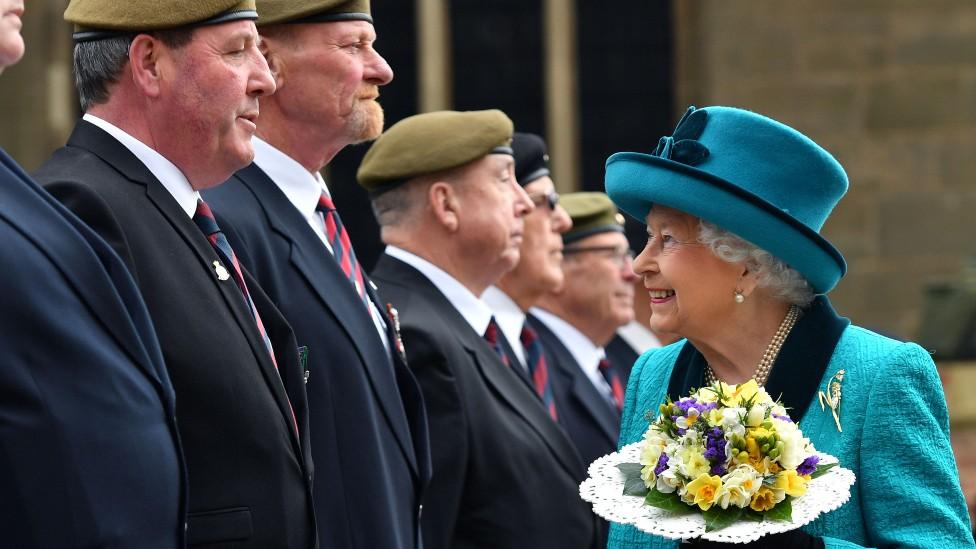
[[607, 300, 974, 549]]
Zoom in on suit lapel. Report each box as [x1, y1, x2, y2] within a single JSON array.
[[68, 123, 300, 448], [377, 256, 585, 480], [0, 147, 163, 391], [236, 166, 418, 472], [531, 316, 619, 444]]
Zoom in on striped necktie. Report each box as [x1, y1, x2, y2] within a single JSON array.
[[193, 199, 297, 432], [315, 192, 370, 311], [520, 322, 558, 420], [483, 316, 510, 367], [598, 357, 625, 412]]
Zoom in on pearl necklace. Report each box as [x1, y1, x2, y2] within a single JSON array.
[[705, 304, 800, 387]]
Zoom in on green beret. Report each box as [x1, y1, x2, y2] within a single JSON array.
[[66, 0, 257, 41], [561, 192, 625, 244], [256, 0, 371, 26], [357, 110, 514, 193]]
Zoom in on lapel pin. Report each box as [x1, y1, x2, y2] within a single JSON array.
[[817, 369, 845, 433], [212, 260, 231, 281], [387, 303, 406, 358]]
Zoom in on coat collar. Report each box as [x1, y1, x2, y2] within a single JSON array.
[[666, 295, 850, 420]]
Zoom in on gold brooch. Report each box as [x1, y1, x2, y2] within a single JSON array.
[[817, 369, 845, 432]]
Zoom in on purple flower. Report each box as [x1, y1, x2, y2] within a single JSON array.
[[773, 414, 794, 423], [675, 397, 718, 416], [703, 427, 727, 465], [654, 453, 669, 475], [710, 463, 727, 476], [797, 455, 821, 476]]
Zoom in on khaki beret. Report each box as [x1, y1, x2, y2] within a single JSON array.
[[561, 192, 625, 244], [357, 110, 514, 193], [66, 0, 257, 41], [256, 0, 371, 26]]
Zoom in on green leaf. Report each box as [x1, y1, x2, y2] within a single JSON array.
[[644, 487, 695, 514], [623, 477, 649, 497], [809, 462, 838, 479], [703, 506, 743, 532], [616, 462, 643, 478], [764, 497, 793, 522], [742, 509, 765, 522]]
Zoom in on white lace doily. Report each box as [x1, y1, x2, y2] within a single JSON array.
[[579, 442, 856, 543]]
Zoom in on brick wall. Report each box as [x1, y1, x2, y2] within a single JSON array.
[[673, 0, 976, 341]]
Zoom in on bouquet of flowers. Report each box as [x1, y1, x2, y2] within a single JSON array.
[[614, 379, 838, 533]]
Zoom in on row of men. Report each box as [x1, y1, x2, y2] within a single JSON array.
[[0, 0, 664, 547]]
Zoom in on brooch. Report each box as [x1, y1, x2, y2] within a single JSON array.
[[817, 369, 845, 433]]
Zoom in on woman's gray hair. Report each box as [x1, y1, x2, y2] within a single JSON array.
[[697, 220, 815, 306]]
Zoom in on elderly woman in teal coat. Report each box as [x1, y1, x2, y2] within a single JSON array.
[[603, 106, 974, 548]]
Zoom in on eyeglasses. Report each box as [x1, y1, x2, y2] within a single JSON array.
[[563, 245, 635, 268], [527, 189, 560, 210]]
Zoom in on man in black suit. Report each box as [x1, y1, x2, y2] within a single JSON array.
[[203, 2, 430, 547], [530, 193, 637, 473], [360, 110, 599, 549], [0, 5, 183, 546], [482, 133, 572, 417], [35, 1, 315, 547]]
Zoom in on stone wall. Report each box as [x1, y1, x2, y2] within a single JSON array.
[[673, 0, 976, 340]]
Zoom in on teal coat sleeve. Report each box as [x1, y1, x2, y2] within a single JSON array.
[[606, 327, 975, 549]]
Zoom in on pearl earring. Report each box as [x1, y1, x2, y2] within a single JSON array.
[[734, 291, 745, 304]]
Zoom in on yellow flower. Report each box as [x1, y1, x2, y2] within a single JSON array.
[[725, 379, 761, 406], [677, 447, 711, 480], [774, 469, 808, 497], [684, 474, 723, 511], [706, 408, 724, 427], [749, 486, 785, 512]]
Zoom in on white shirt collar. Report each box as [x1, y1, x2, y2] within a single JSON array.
[[83, 113, 200, 218], [530, 306, 610, 395], [385, 245, 493, 336], [252, 136, 328, 218], [482, 286, 527, 367]]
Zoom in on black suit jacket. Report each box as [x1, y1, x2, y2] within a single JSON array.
[[0, 148, 185, 548], [529, 315, 621, 471], [35, 121, 315, 548], [372, 254, 598, 549], [203, 164, 430, 549], [605, 333, 640, 386]]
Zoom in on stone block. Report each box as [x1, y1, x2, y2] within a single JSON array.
[[866, 74, 976, 131]]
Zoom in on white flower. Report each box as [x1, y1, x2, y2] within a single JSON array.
[[772, 417, 811, 469], [745, 404, 766, 428], [714, 465, 763, 509]]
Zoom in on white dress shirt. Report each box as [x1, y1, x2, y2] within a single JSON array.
[[253, 137, 389, 349], [482, 286, 528, 369], [530, 306, 614, 400], [385, 246, 493, 337], [616, 320, 663, 354], [84, 113, 200, 217]]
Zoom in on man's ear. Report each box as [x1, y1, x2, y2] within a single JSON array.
[[128, 34, 165, 98], [428, 181, 459, 232], [259, 38, 284, 88]]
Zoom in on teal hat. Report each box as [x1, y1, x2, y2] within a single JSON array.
[[605, 106, 848, 294]]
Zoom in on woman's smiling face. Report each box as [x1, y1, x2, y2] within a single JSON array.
[[632, 205, 744, 340]]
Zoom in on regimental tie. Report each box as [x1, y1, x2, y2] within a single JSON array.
[[520, 322, 558, 420], [483, 316, 510, 367], [598, 357, 625, 412], [315, 192, 371, 312], [193, 199, 297, 433]]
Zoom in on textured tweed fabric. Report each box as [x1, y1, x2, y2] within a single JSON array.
[[607, 325, 975, 549]]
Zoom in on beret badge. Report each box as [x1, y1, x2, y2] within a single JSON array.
[[652, 106, 710, 167]]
